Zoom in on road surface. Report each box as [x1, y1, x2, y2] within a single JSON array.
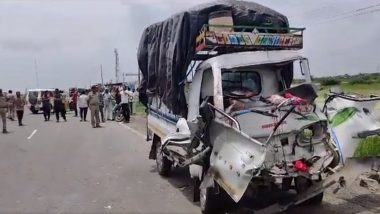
[[0, 112, 379, 213], [0, 112, 198, 213]]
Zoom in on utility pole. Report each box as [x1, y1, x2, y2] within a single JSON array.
[[138, 69, 141, 84], [100, 64, 104, 85], [114, 49, 120, 83], [34, 58, 39, 88]]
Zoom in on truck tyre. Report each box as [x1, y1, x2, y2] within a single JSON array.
[[200, 184, 221, 214], [296, 177, 324, 206], [156, 141, 172, 176], [303, 192, 324, 205]]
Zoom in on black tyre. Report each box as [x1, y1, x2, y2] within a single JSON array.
[[200, 184, 222, 214], [303, 192, 324, 205], [115, 113, 124, 122], [156, 141, 172, 176], [296, 177, 324, 206], [32, 110, 39, 114], [200, 175, 233, 214]]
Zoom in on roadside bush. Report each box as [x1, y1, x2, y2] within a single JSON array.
[[349, 77, 373, 85], [320, 79, 340, 86]]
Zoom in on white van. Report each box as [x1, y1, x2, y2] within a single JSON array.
[[26, 89, 55, 114]]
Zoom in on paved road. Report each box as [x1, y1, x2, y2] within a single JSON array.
[[1, 112, 379, 214], [0, 112, 199, 213]]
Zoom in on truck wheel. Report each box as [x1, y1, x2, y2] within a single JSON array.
[[200, 184, 221, 214], [156, 141, 172, 176], [303, 192, 324, 205], [296, 177, 324, 206]]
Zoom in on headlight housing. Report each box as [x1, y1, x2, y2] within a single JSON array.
[[297, 121, 328, 145]]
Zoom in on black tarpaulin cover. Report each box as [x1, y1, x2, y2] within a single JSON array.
[[137, 0, 289, 116]]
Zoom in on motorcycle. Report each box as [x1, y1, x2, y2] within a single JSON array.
[[113, 104, 124, 122]]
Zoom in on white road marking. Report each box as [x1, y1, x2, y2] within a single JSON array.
[[27, 129, 37, 140], [119, 122, 146, 139]]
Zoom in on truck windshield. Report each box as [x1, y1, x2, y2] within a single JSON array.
[[222, 71, 261, 95]]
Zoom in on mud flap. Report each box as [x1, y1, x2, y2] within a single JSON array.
[[207, 121, 266, 202]]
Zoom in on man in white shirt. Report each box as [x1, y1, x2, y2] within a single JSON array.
[[120, 86, 133, 123], [103, 89, 112, 121], [78, 91, 89, 122]]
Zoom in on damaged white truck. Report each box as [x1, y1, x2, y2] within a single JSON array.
[[137, 1, 342, 213]]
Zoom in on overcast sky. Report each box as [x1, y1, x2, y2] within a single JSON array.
[[1, 0, 379, 91]]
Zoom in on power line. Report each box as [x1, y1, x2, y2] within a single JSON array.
[[310, 2, 380, 24], [315, 7, 380, 25]]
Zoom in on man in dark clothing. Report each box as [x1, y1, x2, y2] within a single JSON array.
[[71, 89, 79, 117], [0, 89, 8, 133], [54, 89, 66, 122], [42, 91, 51, 121], [14, 91, 25, 126], [98, 87, 105, 123]]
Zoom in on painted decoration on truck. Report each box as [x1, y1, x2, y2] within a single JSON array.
[[196, 30, 303, 52]]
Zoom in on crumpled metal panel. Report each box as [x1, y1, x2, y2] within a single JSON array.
[[208, 121, 266, 202]]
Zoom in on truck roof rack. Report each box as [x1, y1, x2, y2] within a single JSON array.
[[195, 24, 305, 61]]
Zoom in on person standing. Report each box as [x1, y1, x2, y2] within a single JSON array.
[[88, 86, 101, 128], [103, 89, 112, 121], [120, 86, 133, 123], [14, 91, 25, 126], [98, 87, 105, 123], [71, 89, 79, 117], [7, 90, 15, 121], [112, 87, 121, 121], [78, 91, 89, 122], [42, 91, 51, 121], [54, 89, 67, 122], [128, 88, 134, 115], [0, 89, 8, 133]]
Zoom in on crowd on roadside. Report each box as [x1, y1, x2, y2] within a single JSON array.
[[68, 84, 136, 128], [0, 85, 137, 134]]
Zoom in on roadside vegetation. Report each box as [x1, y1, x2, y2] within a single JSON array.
[[354, 136, 380, 158], [316, 73, 380, 96]]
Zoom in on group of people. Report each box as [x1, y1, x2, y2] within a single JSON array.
[[0, 89, 26, 133], [0, 85, 136, 133], [40, 89, 67, 122], [70, 85, 134, 128]]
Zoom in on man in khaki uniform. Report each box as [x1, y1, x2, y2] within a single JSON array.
[[0, 89, 8, 133], [88, 86, 101, 128]]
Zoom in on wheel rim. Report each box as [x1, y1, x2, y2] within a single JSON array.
[[200, 187, 207, 211], [156, 144, 163, 170]]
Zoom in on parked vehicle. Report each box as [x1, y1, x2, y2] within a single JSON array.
[[138, 1, 345, 213], [26, 89, 54, 114]]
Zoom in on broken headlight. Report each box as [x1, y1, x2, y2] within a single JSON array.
[[297, 122, 328, 145]]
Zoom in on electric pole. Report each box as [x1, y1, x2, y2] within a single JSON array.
[[34, 58, 39, 88], [100, 64, 104, 85], [114, 49, 120, 83]]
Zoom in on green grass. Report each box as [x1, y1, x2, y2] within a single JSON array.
[[134, 102, 147, 115], [354, 136, 380, 158], [316, 82, 380, 106]]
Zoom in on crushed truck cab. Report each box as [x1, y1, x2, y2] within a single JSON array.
[[137, 1, 342, 213]]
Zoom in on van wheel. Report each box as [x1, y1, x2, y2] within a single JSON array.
[[156, 141, 172, 176]]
